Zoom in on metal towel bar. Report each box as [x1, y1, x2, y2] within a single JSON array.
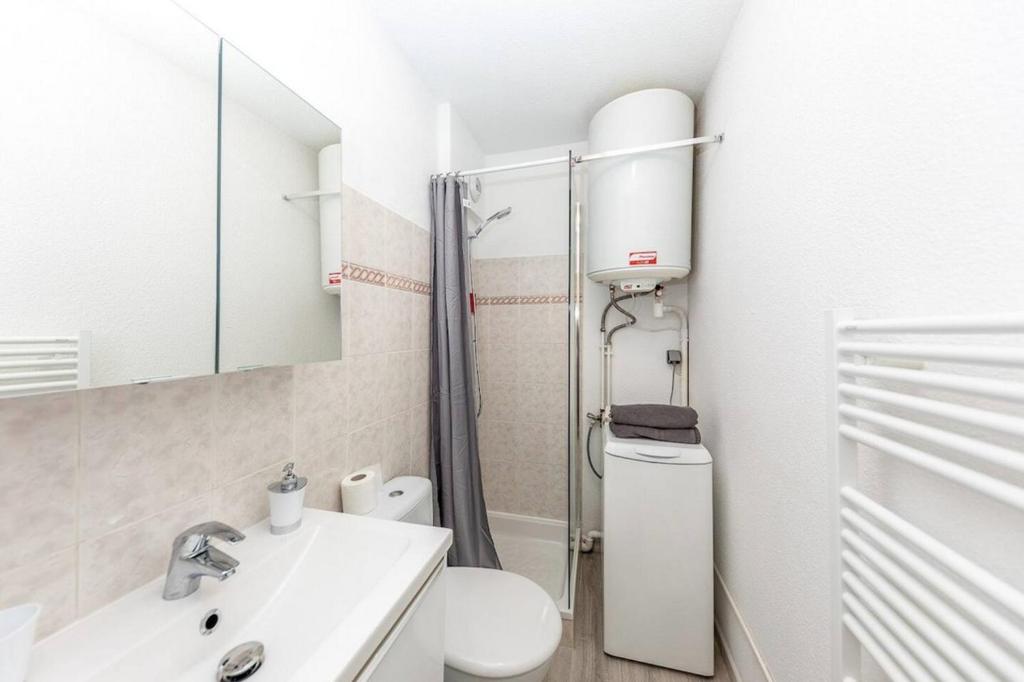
[[0, 333, 90, 396], [828, 310, 1024, 681]]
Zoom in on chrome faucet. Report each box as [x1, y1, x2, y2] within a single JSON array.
[[162, 521, 245, 600]]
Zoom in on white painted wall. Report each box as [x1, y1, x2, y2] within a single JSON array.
[[692, 1, 1024, 680], [176, 0, 440, 230], [437, 102, 484, 174], [0, 0, 219, 387]]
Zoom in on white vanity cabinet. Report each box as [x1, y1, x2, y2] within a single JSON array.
[[357, 562, 446, 682]]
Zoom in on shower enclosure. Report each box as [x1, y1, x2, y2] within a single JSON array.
[[465, 152, 581, 617]]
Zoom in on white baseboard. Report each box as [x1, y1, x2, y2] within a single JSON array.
[[715, 621, 745, 682], [714, 565, 775, 682]]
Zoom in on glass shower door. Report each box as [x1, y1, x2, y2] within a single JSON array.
[[469, 153, 577, 615]]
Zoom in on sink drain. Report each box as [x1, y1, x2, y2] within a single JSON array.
[[217, 641, 265, 681]]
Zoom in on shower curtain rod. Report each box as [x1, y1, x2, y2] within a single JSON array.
[[437, 133, 723, 178]]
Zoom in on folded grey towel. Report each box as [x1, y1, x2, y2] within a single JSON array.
[[610, 404, 698, 429], [609, 423, 701, 445]]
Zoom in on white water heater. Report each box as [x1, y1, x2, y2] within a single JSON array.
[[586, 89, 694, 291]]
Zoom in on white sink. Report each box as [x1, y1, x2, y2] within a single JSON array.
[[30, 510, 452, 682]]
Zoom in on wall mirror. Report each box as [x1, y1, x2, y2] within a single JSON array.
[[0, 1, 343, 397], [217, 42, 343, 373], [0, 0, 220, 395]]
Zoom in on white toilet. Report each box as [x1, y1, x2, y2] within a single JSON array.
[[362, 476, 562, 682]]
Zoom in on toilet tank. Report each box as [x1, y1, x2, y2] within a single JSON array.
[[366, 476, 433, 525]]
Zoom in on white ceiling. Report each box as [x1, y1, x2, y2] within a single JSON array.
[[367, 0, 743, 154]]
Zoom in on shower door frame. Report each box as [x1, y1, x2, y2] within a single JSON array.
[[566, 152, 583, 614]]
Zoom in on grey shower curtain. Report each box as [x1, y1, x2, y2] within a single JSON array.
[[429, 176, 501, 569]]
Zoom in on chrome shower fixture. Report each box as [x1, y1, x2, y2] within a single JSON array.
[[469, 206, 512, 239]]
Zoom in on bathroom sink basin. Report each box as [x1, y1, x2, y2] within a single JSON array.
[[30, 510, 452, 682]]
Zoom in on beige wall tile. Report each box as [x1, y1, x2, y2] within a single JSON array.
[[470, 305, 489, 344], [385, 217, 414, 279], [409, 402, 430, 478], [213, 367, 294, 486], [299, 433, 348, 476], [487, 305, 519, 344], [293, 360, 348, 453], [515, 421, 564, 465], [481, 343, 516, 384], [517, 305, 547, 340], [344, 281, 388, 357], [469, 258, 493, 297], [78, 377, 215, 540], [410, 227, 431, 283], [346, 355, 386, 432], [516, 461, 568, 520], [409, 350, 430, 408], [0, 392, 78, 574], [78, 495, 211, 616], [347, 420, 388, 475], [305, 468, 344, 512], [384, 289, 412, 352], [383, 352, 412, 415], [480, 381, 518, 421], [383, 411, 411, 480], [478, 418, 515, 463], [517, 382, 566, 425], [515, 343, 565, 384], [480, 458, 513, 513], [411, 294, 431, 351], [0, 549, 76, 638], [518, 304, 566, 344], [211, 462, 284, 531], [484, 258, 521, 297]]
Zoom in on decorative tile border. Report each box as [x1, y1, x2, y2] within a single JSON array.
[[477, 294, 569, 306], [342, 261, 430, 295], [387, 273, 431, 295]]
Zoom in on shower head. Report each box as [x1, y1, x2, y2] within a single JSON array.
[[469, 206, 512, 239]]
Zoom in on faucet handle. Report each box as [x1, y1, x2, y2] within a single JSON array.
[[173, 521, 245, 557], [188, 521, 245, 543]]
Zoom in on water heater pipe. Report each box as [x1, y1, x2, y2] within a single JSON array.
[[599, 288, 654, 421]]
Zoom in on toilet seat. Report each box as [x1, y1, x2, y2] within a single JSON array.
[[444, 567, 562, 678]]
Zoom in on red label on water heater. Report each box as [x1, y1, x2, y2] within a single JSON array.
[[628, 250, 658, 266], [328, 272, 342, 285]]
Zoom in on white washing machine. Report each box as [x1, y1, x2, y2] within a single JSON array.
[[602, 428, 714, 675]]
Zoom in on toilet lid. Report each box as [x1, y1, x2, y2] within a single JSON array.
[[445, 567, 563, 677]]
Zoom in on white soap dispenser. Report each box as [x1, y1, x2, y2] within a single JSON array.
[[267, 462, 307, 535]]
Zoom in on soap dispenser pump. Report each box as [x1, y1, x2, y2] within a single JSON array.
[[267, 462, 306, 535]]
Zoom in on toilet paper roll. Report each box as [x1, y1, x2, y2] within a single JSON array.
[[341, 469, 378, 515]]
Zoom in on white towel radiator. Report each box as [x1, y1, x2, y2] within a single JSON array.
[[828, 310, 1024, 682], [0, 333, 91, 397]]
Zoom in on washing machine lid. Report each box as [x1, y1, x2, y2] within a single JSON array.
[[604, 429, 711, 465]]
